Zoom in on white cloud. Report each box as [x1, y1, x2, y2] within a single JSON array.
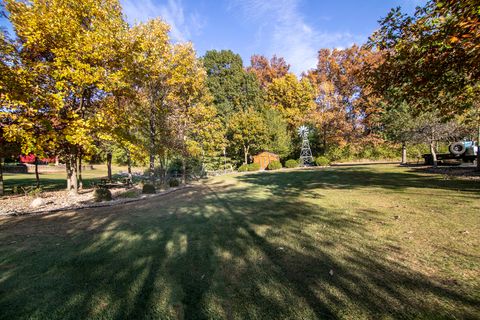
[[120, 0, 205, 42], [231, 0, 364, 75]]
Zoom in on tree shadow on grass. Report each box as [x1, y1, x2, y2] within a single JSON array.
[[236, 166, 480, 198], [3, 174, 104, 193], [0, 177, 478, 319]]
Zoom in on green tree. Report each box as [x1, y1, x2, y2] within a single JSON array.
[[203, 50, 264, 120], [263, 109, 292, 158], [381, 102, 418, 164], [367, 0, 480, 167], [227, 108, 268, 164]]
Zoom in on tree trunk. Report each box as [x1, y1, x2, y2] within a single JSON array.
[[477, 125, 480, 171], [159, 155, 165, 185], [181, 156, 186, 185], [430, 141, 438, 167], [66, 157, 72, 191], [401, 142, 407, 165], [149, 106, 156, 183], [34, 156, 40, 188], [71, 155, 78, 194], [106, 152, 112, 181], [78, 154, 83, 190], [126, 148, 132, 180], [0, 157, 4, 196], [244, 145, 248, 164]]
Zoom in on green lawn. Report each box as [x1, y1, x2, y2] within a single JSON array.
[[3, 165, 130, 193], [0, 165, 479, 319]]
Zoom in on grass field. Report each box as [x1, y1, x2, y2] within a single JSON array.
[[2, 165, 130, 193], [0, 165, 479, 319]]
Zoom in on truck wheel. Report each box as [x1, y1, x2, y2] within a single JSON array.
[[449, 142, 466, 155]]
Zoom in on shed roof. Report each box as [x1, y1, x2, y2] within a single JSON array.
[[253, 151, 278, 157]]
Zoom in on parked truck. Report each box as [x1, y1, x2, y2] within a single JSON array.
[[423, 140, 478, 165]]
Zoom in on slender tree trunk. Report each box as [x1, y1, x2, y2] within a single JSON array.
[[181, 156, 186, 185], [66, 157, 72, 191], [106, 152, 112, 181], [244, 145, 248, 164], [71, 155, 78, 194], [126, 148, 132, 180], [34, 156, 40, 188], [149, 108, 156, 183], [430, 141, 438, 167], [159, 155, 165, 185], [55, 156, 59, 166], [477, 125, 480, 171], [401, 142, 407, 165], [0, 157, 4, 196], [78, 154, 83, 190]]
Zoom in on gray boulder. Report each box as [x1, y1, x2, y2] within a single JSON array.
[[30, 197, 45, 209]]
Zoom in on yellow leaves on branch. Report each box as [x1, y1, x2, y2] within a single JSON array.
[[2, 0, 225, 162], [266, 73, 316, 128]]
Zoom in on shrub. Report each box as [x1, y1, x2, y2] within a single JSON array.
[[247, 163, 261, 171], [285, 159, 298, 168], [238, 164, 249, 172], [118, 189, 139, 199], [238, 163, 261, 172], [142, 183, 156, 194], [267, 160, 282, 170], [325, 145, 352, 162], [93, 188, 112, 202], [315, 156, 330, 166], [28, 186, 43, 197], [169, 179, 180, 187]]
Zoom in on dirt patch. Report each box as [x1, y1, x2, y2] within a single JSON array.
[[409, 166, 480, 181]]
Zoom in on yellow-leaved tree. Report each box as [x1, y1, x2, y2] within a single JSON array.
[[168, 43, 225, 183], [4, 0, 127, 193], [266, 73, 316, 129]]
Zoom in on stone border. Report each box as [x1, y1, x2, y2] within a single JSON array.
[[5, 185, 193, 217]]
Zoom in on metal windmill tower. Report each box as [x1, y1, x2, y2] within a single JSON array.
[[298, 125, 314, 166]]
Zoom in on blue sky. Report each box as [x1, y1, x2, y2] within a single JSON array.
[[120, 0, 425, 74], [1, 0, 425, 74]]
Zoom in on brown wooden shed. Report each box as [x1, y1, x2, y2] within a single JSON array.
[[252, 151, 280, 170]]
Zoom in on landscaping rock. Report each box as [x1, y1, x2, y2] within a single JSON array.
[[30, 197, 45, 208]]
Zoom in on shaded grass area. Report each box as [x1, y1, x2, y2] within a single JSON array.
[[0, 165, 479, 319], [3, 166, 130, 193]]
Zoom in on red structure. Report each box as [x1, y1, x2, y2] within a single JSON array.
[[19, 154, 57, 164]]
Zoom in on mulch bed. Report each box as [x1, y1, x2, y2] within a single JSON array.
[[410, 165, 480, 181], [0, 185, 191, 217]]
